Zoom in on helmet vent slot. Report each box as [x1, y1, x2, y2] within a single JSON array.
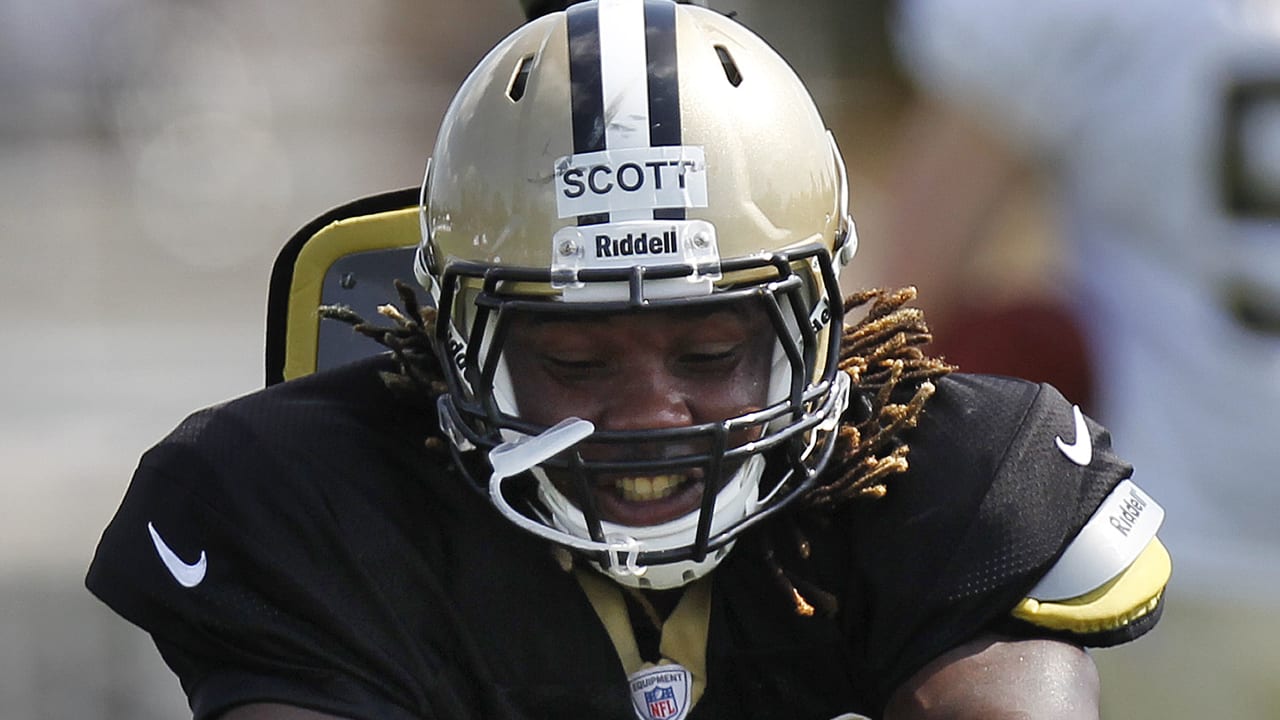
[[714, 45, 742, 87], [507, 54, 535, 102]]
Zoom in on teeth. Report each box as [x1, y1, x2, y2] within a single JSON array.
[[613, 474, 686, 502]]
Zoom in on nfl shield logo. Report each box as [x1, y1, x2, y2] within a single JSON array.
[[629, 663, 691, 720], [644, 685, 678, 718]]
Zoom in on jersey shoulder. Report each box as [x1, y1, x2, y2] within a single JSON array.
[[918, 374, 1167, 639], [166, 353, 416, 458], [851, 372, 1130, 604], [837, 374, 1166, 695], [84, 355, 482, 718], [142, 354, 441, 508]]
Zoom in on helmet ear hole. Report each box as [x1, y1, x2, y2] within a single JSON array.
[[714, 45, 743, 87], [507, 54, 535, 102]]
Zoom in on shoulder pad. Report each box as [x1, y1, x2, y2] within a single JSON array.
[[1012, 537, 1169, 635], [1012, 480, 1170, 635], [1028, 479, 1163, 601]]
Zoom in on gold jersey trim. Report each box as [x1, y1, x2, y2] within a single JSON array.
[[574, 569, 710, 708]]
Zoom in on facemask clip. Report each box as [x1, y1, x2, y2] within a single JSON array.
[[605, 535, 645, 578]]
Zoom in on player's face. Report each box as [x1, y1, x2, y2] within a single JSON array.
[[503, 301, 776, 527]]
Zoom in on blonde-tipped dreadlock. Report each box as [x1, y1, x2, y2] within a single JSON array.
[[321, 283, 953, 616], [809, 286, 955, 506], [759, 286, 955, 617], [319, 280, 450, 453]]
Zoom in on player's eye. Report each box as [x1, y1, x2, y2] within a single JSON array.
[[679, 344, 740, 366], [545, 356, 603, 369], [538, 353, 608, 378]]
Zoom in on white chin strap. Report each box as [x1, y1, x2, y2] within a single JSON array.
[[534, 454, 765, 590], [486, 420, 765, 590]]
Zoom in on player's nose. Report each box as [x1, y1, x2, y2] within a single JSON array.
[[595, 362, 694, 432]]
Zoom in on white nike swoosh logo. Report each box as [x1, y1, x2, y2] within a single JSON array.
[[147, 521, 207, 588], [1055, 404, 1093, 466]]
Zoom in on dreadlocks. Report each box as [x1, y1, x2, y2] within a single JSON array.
[[808, 286, 955, 506], [321, 282, 954, 616], [319, 280, 449, 453], [760, 286, 954, 616]]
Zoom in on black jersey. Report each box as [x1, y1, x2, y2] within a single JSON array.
[[87, 355, 1163, 719]]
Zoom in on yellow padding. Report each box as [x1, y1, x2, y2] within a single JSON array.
[[1012, 538, 1171, 635], [284, 207, 419, 381]]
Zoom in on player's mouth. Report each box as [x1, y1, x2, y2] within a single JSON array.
[[559, 470, 709, 527], [613, 473, 688, 502]]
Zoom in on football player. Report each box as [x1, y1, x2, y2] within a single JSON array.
[[87, 1, 1169, 718]]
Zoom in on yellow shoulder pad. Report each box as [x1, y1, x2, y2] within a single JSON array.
[[1012, 537, 1171, 635]]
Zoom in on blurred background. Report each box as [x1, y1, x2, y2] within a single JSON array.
[[2, 0, 1277, 717]]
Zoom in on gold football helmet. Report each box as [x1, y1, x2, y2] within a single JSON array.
[[416, 0, 857, 588]]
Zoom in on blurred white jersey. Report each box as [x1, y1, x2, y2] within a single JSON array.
[[896, 0, 1280, 593]]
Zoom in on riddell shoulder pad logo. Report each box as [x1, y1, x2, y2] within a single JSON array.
[[555, 146, 707, 218], [1109, 485, 1150, 537]]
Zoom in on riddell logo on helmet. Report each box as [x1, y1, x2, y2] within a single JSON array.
[[595, 230, 678, 258], [555, 146, 707, 219]]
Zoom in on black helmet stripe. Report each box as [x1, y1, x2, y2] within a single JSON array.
[[566, 0, 684, 225], [566, 2, 609, 225], [566, 2, 605, 155], [643, 0, 684, 220], [644, 0, 681, 147]]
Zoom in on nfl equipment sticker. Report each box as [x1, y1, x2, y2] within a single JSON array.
[[629, 663, 692, 720]]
